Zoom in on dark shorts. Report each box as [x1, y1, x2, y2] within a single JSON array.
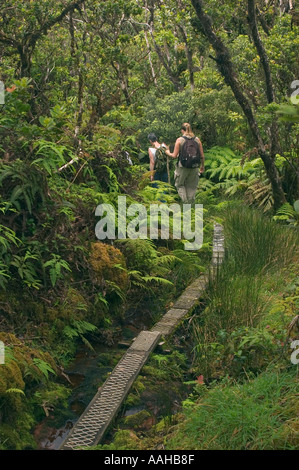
[[154, 171, 168, 183]]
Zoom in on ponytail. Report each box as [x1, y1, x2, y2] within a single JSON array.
[[181, 122, 195, 138]]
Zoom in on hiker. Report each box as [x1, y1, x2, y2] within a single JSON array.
[[148, 133, 169, 184], [164, 123, 205, 204]]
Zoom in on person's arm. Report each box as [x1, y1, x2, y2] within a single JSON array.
[[196, 138, 205, 173], [149, 148, 155, 181], [165, 138, 181, 159]]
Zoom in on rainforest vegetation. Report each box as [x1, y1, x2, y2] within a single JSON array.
[[0, 0, 298, 451]]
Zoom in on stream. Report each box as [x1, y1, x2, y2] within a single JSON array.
[[33, 322, 141, 450], [33, 314, 194, 451]]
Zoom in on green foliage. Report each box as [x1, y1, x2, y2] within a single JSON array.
[[273, 201, 299, 226], [0, 0, 298, 451], [0, 159, 47, 214], [166, 369, 299, 450], [0, 224, 20, 288], [63, 320, 98, 350], [43, 254, 71, 287], [190, 205, 298, 380], [277, 103, 299, 123], [5, 388, 26, 396], [32, 140, 73, 175], [10, 250, 42, 289], [32, 359, 56, 380], [224, 206, 298, 276], [139, 90, 198, 145], [203, 146, 276, 211], [32, 383, 71, 419]]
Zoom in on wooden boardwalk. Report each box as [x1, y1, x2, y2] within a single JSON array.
[[59, 223, 224, 450]]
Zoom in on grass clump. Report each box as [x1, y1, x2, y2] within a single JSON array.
[[166, 368, 299, 450], [223, 206, 298, 276]]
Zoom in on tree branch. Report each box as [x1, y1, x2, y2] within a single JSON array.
[[247, 0, 275, 104], [24, 0, 85, 48]]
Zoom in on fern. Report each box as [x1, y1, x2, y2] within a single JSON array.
[[0, 159, 47, 214], [63, 320, 98, 351], [141, 275, 173, 286], [32, 140, 74, 175], [152, 354, 168, 365], [32, 358, 56, 379], [273, 201, 299, 226], [0, 262, 10, 289], [105, 280, 127, 301], [5, 388, 25, 396], [245, 178, 273, 213], [100, 165, 120, 193], [127, 269, 173, 291]]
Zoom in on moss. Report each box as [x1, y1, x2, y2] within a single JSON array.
[[131, 376, 146, 395], [124, 392, 142, 408], [0, 422, 37, 450], [96, 430, 143, 450], [141, 365, 169, 380], [97, 352, 121, 367], [0, 332, 57, 389], [0, 332, 62, 448], [89, 242, 129, 290], [0, 358, 25, 395], [123, 410, 151, 429]]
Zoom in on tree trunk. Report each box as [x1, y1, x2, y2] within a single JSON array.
[[74, 70, 84, 142], [176, 24, 195, 91], [247, 0, 281, 158], [144, 30, 158, 86], [247, 0, 275, 104]]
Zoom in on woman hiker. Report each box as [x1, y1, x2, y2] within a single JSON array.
[[164, 123, 205, 205]]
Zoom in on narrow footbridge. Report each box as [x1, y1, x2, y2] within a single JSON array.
[[59, 224, 224, 450]]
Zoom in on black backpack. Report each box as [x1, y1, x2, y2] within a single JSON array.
[[179, 136, 201, 168]]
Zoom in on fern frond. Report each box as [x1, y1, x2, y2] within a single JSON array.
[[5, 388, 25, 396]]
